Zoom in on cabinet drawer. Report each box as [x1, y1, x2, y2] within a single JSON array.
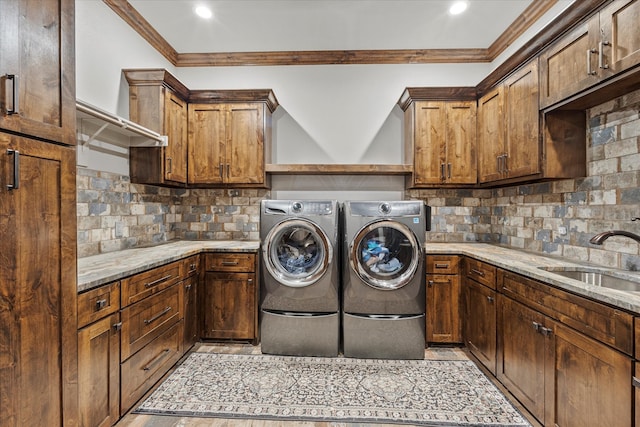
[[183, 255, 200, 277], [500, 270, 633, 355], [121, 284, 182, 361], [120, 320, 182, 416], [464, 258, 497, 289], [204, 253, 256, 272], [78, 281, 121, 329], [121, 261, 182, 307], [426, 255, 460, 274]]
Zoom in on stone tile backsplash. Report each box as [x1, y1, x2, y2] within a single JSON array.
[[78, 89, 640, 269]]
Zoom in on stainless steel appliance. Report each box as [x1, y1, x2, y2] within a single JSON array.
[[342, 200, 429, 359], [260, 200, 340, 357]]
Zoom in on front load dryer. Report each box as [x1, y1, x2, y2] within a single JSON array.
[[260, 200, 340, 357], [342, 200, 428, 359]]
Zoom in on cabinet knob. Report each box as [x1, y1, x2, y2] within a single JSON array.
[[487, 296, 494, 303], [95, 299, 107, 310]]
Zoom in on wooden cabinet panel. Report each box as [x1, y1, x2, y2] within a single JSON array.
[[121, 260, 182, 306], [497, 296, 548, 423], [188, 103, 267, 186], [125, 69, 189, 186], [477, 87, 505, 183], [539, 21, 599, 108], [0, 133, 77, 427], [463, 257, 497, 290], [426, 255, 460, 275], [504, 60, 540, 179], [550, 321, 632, 427], [201, 272, 256, 340], [120, 320, 182, 416], [121, 284, 182, 360], [540, 0, 640, 109], [0, 0, 75, 145], [183, 274, 199, 352], [78, 281, 120, 329], [464, 278, 497, 374], [405, 100, 476, 187], [426, 274, 462, 343], [204, 252, 256, 272], [78, 313, 120, 427], [478, 60, 540, 183], [187, 103, 226, 185]]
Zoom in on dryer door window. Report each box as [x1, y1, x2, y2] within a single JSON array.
[[350, 220, 420, 290], [263, 218, 332, 287]]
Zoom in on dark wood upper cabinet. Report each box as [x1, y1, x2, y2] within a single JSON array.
[[0, 0, 76, 145]]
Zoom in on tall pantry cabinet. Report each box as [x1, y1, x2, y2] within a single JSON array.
[[0, 0, 78, 426]]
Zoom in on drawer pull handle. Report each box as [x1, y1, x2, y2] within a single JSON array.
[[428, 280, 451, 286], [633, 377, 640, 388], [221, 261, 239, 266], [532, 321, 541, 331], [540, 326, 553, 337], [7, 149, 20, 190], [143, 348, 171, 372], [487, 296, 494, 303], [502, 286, 512, 293], [144, 306, 172, 325], [434, 263, 450, 269], [185, 284, 192, 291], [5, 74, 19, 115], [189, 263, 197, 272], [96, 299, 107, 310], [113, 322, 122, 332], [145, 274, 172, 288], [471, 268, 485, 277]]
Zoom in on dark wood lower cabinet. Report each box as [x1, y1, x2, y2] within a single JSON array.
[[201, 272, 256, 340], [551, 322, 631, 427], [78, 313, 120, 427], [498, 296, 548, 423], [183, 274, 199, 351], [426, 274, 462, 343], [464, 278, 497, 375]]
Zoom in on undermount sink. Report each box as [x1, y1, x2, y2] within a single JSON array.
[[539, 267, 640, 292]]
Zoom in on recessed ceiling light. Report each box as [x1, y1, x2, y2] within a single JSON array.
[[195, 5, 213, 19], [449, 1, 468, 15]]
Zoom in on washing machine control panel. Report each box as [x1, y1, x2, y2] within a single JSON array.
[[290, 201, 334, 215]]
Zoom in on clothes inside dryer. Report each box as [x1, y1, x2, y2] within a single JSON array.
[[276, 227, 321, 275]]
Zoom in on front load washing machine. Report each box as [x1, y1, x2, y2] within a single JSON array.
[[260, 200, 340, 357], [342, 200, 429, 359]]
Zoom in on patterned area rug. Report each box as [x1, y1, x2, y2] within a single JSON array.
[[134, 352, 531, 426]]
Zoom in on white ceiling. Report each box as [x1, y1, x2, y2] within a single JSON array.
[[127, 0, 538, 53]]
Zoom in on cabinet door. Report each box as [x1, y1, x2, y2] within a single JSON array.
[[188, 103, 225, 185], [477, 86, 505, 183], [464, 279, 497, 374], [201, 272, 256, 340], [0, 133, 77, 427], [497, 296, 547, 423], [164, 90, 188, 184], [446, 102, 476, 184], [426, 274, 462, 343], [504, 60, 540, 179], [0, 0, 75, 145], [599, 0, 640, 76], [550, 321, 632, 427], [183, 274, 198, 352], [78, 314, 120, 427], [412, 101, 446, 185], [225, 103, 265, 185], [539, 19, 600, 108]]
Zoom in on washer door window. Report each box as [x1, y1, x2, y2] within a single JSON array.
[[263, 218, 332, 287], [350, 220, 420, 290]]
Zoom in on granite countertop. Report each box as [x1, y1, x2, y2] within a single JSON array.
[[77, 240, 260, 292], [425, 243, 640, 314], [78, 240, 640, 315]]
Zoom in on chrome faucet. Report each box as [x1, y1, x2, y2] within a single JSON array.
[[590, 219, 640, 245]]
